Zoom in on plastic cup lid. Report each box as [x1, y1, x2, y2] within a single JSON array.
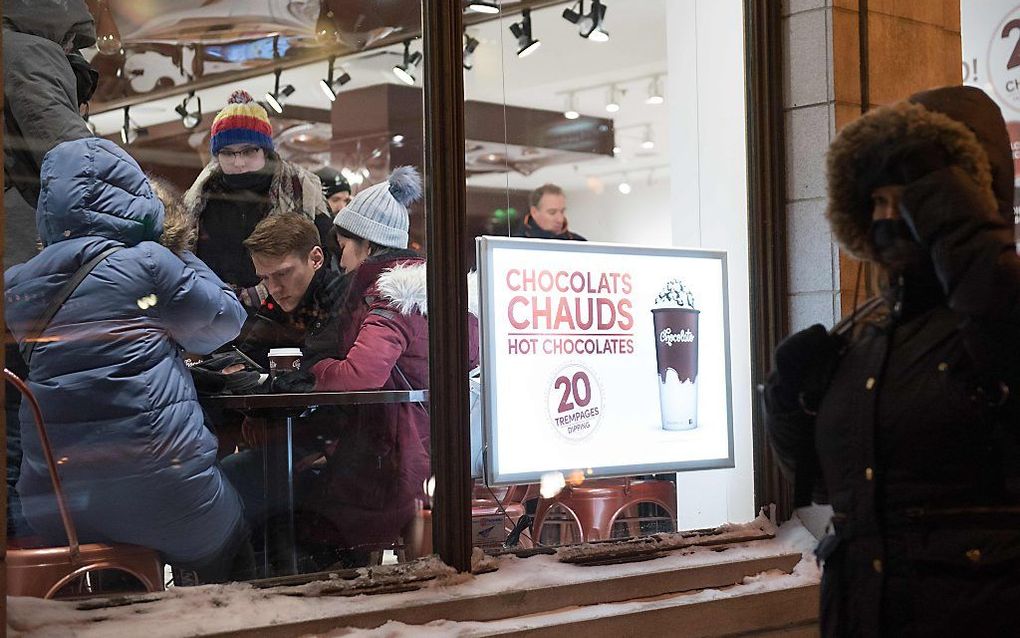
[[268, 348, 303, 357]]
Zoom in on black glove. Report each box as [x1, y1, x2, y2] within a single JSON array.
[[765, 324, 844, 414], [190, 366, 227, 395], [271, 369, 316, 394], [189, 351, 267, 395]]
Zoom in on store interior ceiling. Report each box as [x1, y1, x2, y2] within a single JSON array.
[[85, 0, 669, 194]]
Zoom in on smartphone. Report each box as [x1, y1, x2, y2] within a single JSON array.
[[231, 346, 266, 373]]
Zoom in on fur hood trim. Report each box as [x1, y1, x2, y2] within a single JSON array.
[[826, 101, 997, 261], [182, 157, 327, 227], [377, 262, 428, 316]]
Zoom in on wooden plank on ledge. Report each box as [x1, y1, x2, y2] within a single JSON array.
[[206, 552, 804, 637]]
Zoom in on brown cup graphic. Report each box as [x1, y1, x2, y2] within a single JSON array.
[[652, 307, 699, 431], [267, 347, 302, 381]]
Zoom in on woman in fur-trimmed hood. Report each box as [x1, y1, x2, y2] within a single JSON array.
[[765, 85, 1020, 637], [295, 167, 479, 561]]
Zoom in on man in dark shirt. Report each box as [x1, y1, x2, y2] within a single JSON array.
[[513, 183, 586, 241], [234, 213, 347, 371]]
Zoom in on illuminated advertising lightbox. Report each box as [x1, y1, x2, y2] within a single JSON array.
[[477, 237, 734, 485]]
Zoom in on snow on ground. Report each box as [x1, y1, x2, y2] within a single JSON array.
[[7, 516, 820, 638]]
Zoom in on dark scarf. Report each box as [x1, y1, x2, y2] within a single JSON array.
[[290, 267, 350, 335], [517, 216, 585, 241], [871, 219, 944, 321]]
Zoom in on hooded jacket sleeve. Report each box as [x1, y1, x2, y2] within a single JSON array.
[[902, 166, 1020, 391], [145, 245, 246, 354], [3, 34, 90, 176], [311, 310, 411, 391]]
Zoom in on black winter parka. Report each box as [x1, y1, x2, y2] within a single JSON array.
[[766, 86, 1020, 637]]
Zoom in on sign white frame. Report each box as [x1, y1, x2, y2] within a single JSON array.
[[477, 236, 736, 486]]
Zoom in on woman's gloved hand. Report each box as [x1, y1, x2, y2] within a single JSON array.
[[271, 368, 316, 394], [764, 324, 844, 415]]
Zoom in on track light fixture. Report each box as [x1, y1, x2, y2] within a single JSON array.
[[264, 68, 296, 114], [562, 0, 609, 42], [605, 84, 621, 113], [640, 125, 655, 150], [174, 91, 202, 129], [618, 175, 632, 195], [463, 34, 480, 70], [509, 9, 540, 58], [120, 106, 147, 145], [465, 1, 499, 13], [319, 56, 351, 102], [563, 92, 580, 120], [645, 75, 664, 105], [393, 40, 423, 85]]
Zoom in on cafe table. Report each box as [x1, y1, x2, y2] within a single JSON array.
[[200, 390, 428, 575]]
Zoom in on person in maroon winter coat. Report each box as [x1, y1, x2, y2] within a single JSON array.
[[304, 166, 479, 560]]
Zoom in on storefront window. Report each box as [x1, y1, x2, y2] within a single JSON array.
[[465, 0, 756, 550], [4, 0, 760, 601], [5, 0, 439, 586]]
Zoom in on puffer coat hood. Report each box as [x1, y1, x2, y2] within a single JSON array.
[[826, 86, 1006, 261], [3, 0, 96, 49], [37, 137, 165, 248]]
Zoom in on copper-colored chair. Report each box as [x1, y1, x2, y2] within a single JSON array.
[[531, 478, 677, 545], [401, 487, 534, 560], [5, 369, 164, 599]]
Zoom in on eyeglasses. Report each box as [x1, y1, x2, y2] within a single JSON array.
[[217, 146, 263, 163]]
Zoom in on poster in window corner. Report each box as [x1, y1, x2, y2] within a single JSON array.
[[961, 0, 1020, 243], [477, 237, 735, 485]]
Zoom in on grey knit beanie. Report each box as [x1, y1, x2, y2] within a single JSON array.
[[334, 166, 422, 249]]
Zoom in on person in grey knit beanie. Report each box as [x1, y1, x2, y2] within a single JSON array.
[[333, 166, 421, 250]]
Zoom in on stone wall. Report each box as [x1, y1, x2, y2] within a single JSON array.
[[782, 0, 962, 329]]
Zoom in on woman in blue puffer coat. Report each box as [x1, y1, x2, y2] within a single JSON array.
[[5, 137, 251, 582]]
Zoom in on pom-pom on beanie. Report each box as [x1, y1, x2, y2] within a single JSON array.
[[334, 166, 422, 249], [210, 90, 274, 156]]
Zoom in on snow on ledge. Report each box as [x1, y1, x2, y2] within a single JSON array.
[[7, 517, 819, 638]]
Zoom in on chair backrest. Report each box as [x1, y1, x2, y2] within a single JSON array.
[[5, 368, 80, 561]]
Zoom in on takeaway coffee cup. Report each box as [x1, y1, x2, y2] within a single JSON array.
[[267, 347, 302, 380], [652, 279, 699, 431]]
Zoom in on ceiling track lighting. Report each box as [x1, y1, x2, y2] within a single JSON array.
[[265, 67, 296, 114], [393, 40, 423, 85], [120, 106, 147, 145], [605, 84, 621, 113], [563, 92, 580, 120], [562, 0, 609, 42], [175, 91, 202, 129], [465, 0, 499, 14], [509, 9, 541, 58], [646, 75, 664, 105], [463, 34, 480, 70], [640, 125, 655, 150], [319, 56, 351, 102]]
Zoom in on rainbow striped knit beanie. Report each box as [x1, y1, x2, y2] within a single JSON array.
[[210, 90, 274, 156]]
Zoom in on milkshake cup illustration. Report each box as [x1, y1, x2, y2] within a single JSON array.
[[652, 279, 699, 431]]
